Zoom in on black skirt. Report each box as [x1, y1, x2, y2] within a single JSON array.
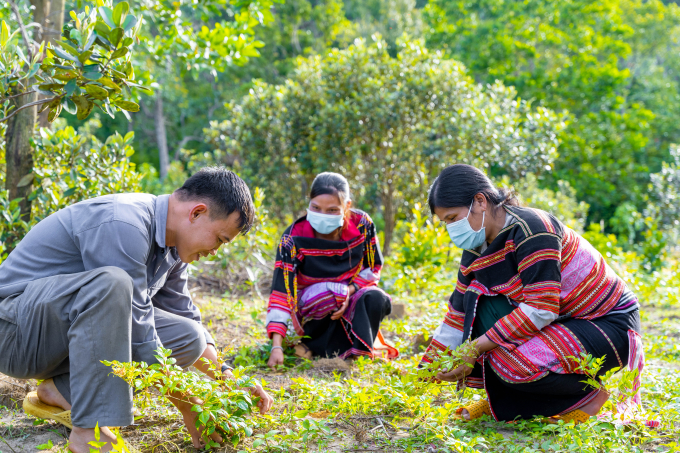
[[301, 290, 391, 359], [468, 295, 641, 420]]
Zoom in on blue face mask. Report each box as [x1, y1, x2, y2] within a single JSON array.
[[307, 209, 345, 234], [445, 200, 486, 250]]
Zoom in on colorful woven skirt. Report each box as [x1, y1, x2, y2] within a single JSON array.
[[301, 290, 394, 360]]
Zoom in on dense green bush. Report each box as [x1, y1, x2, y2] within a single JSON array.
[[0, 118, 142, 261], [209, 37, 565, 254], [501, 173, 589, 233], [423, 0, 680, 225]]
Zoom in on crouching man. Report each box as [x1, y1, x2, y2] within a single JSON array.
[[0, 167, 273, 452]]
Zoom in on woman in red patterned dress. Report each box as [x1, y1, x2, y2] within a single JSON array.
[[266, 172, 397, 368], [423, 164, 643, 423]]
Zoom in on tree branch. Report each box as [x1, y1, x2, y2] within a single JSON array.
[[174, 135, 200, 160], [0, 97, 55, 123], [8, 0, 34, 62], [0, 90, 36, 103]]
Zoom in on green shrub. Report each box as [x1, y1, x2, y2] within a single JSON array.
[[501, 173, 590, 233], [0, 119, 143, 261]]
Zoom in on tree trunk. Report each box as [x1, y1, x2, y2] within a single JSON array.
[[381, 187, 395, 256], [155, 93, 169, 180], [32, 0, 65, 127], [5, 90, 37, 221]]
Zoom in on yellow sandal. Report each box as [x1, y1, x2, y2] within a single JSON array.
[[453, 399, 492, 421], [546, 409, 591, 425], [23, 391, 73, 429]]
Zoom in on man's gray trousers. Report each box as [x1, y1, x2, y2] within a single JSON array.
[[0, 267, 208, 428]]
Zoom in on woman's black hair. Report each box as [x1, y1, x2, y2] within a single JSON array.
[[427, 164, 519, 214], [310, 172, 351, 205]]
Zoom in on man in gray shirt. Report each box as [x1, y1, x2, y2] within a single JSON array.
[[0, 167, 273, 452]]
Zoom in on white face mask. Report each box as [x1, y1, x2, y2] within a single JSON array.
[[307, 209, 344, 234], [445, 200, 486, 250]]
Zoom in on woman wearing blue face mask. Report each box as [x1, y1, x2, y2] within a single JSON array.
[[422, 164, 643, 425], [266, 172, 398, 368]]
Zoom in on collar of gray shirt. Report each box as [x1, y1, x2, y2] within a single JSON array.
[[154, 194, 170, 250]]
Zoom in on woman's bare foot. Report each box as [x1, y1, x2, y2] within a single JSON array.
[[37, 378, 71, 410], [69, 426, 119, 453], [294, 344, 313, 360], [579, 389, 610, 416]]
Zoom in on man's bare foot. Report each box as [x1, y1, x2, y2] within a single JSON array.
[[37, 378, 71, 410], [68, 426, 118, 453], [579, 389, 610, 416]]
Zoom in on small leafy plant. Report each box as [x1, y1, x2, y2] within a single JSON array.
[[104, 347, 260, 449], [571, 352, 641, 417]]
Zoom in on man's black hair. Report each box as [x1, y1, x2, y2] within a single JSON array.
[[175, 167, 255, 233]]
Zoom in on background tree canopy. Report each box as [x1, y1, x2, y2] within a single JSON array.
[[2, 0, 680, 263], [209, 37, 563, 253]]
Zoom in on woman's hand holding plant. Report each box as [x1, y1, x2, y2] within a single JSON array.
[[331, 283, 356, 320]]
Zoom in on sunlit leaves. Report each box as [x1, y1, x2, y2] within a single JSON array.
[[0, 1, 149, 123]]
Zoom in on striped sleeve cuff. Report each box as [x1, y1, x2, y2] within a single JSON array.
[[266, 321, 288, 339]]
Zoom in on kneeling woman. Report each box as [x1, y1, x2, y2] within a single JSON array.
[[266, 172, 398, 368], [423, 164, 642, 423]]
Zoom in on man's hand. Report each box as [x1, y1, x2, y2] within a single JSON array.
[[331, 284, 355, 321], [245, 383, 274, 414], [267, 348, 285, 369], [220, 368, 274, 414], [171, 395, 223, 449]]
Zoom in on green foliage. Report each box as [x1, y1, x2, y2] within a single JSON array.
[[105, 347, 259, 449], [423, 0, 680, 224], [211, 37, 564, 253], [31, 118, 142, 219], [387, 202, 456, 295], [0, 118, 142, 260], [501, 173, 590, 233], [138, 161, 189, 195], [647, 144, 680, 241], [131, 0, 278, 77], [1, 1, 145, 124]]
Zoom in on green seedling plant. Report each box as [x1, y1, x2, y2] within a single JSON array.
[[104, 347, 259, 449], [86, 423, 129, 452]]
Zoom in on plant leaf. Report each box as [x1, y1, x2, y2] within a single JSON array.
[[113, 99, 139, 112], [113, 2, 130, 27], [47, 104, 62, 122], [110, 47, 128, 59], [99, 7, 116, 28], [50, 45, 78, 62], [83, 72, 103, 80], [16, 173, 34, 187], [99, 77, 121, 91], [85, 84, 109, 100], [109, 28, 124, 47], [73, 95, 94, 119], [122, 15, 138, 32]]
